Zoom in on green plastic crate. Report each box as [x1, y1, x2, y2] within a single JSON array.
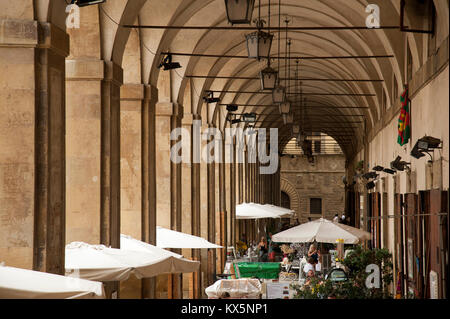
[[234, 262, 281, 279]]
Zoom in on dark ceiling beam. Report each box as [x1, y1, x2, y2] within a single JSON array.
[[220, 104, 369, 109], [161, 51, 394, 60], [208, 90, 375, 96], [124, 25, 399, 31], [256, 114, 365, 117], [188, 75, 383, 82]]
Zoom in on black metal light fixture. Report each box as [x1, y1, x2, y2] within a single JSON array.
[[372, 165, 384, 171], [417, 136, 442, 150], [203, 92, 220, 104], [245, 0, 273, 60], [242, 112, 257, 123], [411, 136, 442, 160], [411, 143, 427, 159], [390, 156, 410, 171], [226, 104, 238, 112], [224, 0, 256, 25], [366, 181, 376, 190], [383, 168, 396, 175], [158, 54, 182, 70], [362, 171, 378, 180], [72, 0, 106, 6]]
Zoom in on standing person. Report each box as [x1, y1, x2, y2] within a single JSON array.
[[267, 233, 276, 262], [333, 213, 339, 223], [307, 243, 320, 264], [257, 237, 268, 262], [341, 213, 347, 225]]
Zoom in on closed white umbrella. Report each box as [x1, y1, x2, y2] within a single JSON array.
[[272, 218, 371, 244], [156, 227, 222, 249], [65, 241, 199, 282], [236, 203, 280, 220], [259, 204, 294, 218], [0, 265, 105, 299]]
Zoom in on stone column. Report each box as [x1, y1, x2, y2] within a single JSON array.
[[100, 61, 123, 249], [199, 118, 208, 298], [119, 84, 144, 298], [217, 135, 227, 274], [141, 85, 158, 299], [230, 140, 237, 246], [1, 19, 69, 274], [206, 124, 216, 286], [154, 101, 183, 298], [191, 115, 202, 299], [180, 113, 192, 298]]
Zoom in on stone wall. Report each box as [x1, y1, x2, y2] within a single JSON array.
[[280, 154, 346, 223]]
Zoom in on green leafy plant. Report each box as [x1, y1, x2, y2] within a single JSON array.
[[292, 246, 394, 299]]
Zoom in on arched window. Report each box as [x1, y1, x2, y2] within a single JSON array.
[[281, 191, 291, 209]]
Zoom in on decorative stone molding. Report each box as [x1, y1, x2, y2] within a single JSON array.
[[280, 177, 300, 220], [0, 19, 38, 47], [65, 59, 104, 81], [37, 22, 70, 57]]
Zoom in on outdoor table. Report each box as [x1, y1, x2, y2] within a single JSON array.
[[233, 262, 281, 280]]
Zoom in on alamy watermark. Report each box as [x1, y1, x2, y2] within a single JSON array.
[[170, 120, 279, 175], [365, 4, 381, 28]]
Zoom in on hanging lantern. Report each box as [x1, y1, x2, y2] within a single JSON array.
[[282, 113, 293, 125], [224, 0, 256, 24], [246, 30, 273, 60], [286, 113, 293, 124], [292, 125, 300, 135], [259, 66, 278, 90], [279, 101, 290, 114], [272, 85, 286, 103]]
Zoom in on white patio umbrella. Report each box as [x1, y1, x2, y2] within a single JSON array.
[[272, 218, 371, 244], [65, 241, 199, 282], [0, 265, 105, 299], [259, 204, 294, 218], [236, 203, 280, 220], [155, 227, 222, 249]]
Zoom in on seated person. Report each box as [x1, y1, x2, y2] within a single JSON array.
[[305, 270, 316, 286], [303, 257, 316, 275]]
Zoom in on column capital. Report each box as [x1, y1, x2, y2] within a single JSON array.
[[65, 58, 104, 81], [121, 84, 144, 101], [182, 113, 194, 126], [0, 19, 38, 47], [103, 61, 123, 86], [155, 102, 183, 117], [37, 22, 70, 57]]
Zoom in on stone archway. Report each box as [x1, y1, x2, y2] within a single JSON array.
[[280, 178, 301, 223]]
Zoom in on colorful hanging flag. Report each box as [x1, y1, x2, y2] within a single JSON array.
[[397, 88, 411, 146]]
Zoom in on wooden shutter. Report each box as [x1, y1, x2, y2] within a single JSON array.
[[405, 193, 418, 296], [429, 189, 448, 299], [394, 193, 404, 297]]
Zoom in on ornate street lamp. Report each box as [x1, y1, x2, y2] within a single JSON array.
[[279, 101, 290, 114], [260, 63, 278, 90], [272, 86, 286, 103], [282, 113, 293, 125], [224, 0, 256, 24], [272, 0, 286, 103], [245, 0, 273, 60], [246, 28, 273, 60]]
